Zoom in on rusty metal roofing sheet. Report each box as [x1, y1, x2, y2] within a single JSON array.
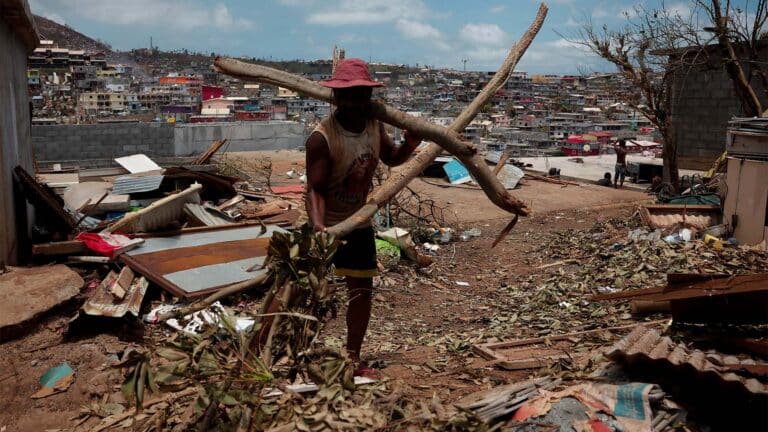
[[607, 326, 768, 395], [111, 175, 164, 195], [639, 204, 721, 230], [121, 225, 285, 298]]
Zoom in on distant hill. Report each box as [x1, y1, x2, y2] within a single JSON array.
[[33, 15, 114, 55]]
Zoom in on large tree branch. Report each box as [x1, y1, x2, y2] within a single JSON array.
[[711, 0, 763, 116], [215, 4, 548, 237]]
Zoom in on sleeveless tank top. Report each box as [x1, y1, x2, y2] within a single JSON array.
[[308, 115, 381, 227]]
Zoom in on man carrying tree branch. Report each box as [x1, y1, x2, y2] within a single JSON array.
[[306, 58, 422, 376]]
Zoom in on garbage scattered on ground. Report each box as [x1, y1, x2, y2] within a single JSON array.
[[31, 362, 75, 399], [6, 143, 768, 431], [460, 228, 482, 241]]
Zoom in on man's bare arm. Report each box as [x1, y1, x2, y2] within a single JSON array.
[[305, 132, 331, 231], [379, 123, 421, 167]]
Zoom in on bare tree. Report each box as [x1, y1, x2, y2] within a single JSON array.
[[695, 0, 768, 116], [567, 1, 767, 189], [565, 6, 694, 188]]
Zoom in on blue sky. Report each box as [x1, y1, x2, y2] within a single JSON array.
[[27, 0, 755, 74]]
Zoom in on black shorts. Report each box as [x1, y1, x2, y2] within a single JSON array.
[[333, 226, 378, 278]]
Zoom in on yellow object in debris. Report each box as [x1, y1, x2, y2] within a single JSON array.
[[703, 234, 723, 250]]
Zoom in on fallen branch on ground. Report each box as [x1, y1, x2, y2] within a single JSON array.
[[524, 172, 581, 186]]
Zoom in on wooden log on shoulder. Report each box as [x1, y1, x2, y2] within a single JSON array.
[[214, 4, 548, 237]]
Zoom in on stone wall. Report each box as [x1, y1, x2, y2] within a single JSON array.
[[670, 46, 768, 170], [32, 122, 175, 161]]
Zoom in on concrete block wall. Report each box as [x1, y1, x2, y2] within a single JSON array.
[[671, 48, 768, 170], [173, 121, 306, 156], [32, 122, 175, 161], [32, 121, 306, 162]]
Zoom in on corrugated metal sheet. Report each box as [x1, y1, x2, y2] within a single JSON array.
[[184, 203, 234, 226], [639, 204, 721, 230], [607, 326, 767, 395], [112, 175, 164, 195]]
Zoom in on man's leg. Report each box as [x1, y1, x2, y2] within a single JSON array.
[[619, 167, 625, 188], [614, 165, 619, 188], [345, 276, 373, 362]]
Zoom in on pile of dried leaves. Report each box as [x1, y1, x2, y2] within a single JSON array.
[[77, 225, 494, 431], [488, 215, 768, 337]]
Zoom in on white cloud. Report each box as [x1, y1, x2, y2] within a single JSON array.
[[519, 38, 607, 74], [30, 0, 254, 31], [565, 16, 580, 27], [459, 23, 507, 46], [305, 0, 427, 25], [395, 19, 450, 51], [666, 2, 692, 19], [490, 5, 504, 13]]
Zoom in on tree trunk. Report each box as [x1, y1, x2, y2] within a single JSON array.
[[660, 119, 679, 190], [214, 4, 548, 238]]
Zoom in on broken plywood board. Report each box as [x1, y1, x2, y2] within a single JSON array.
[[121, 224, 285, 298], [0, 265, 83, 340], [114, 154, 162, 174], [63, 182, 130, 213], [83, 270, 148, 317], [639, 204, 721, 230], [104, 183, 202, 233], [37, 172, 79, 189]]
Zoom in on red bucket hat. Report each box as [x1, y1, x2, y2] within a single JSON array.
[[319, 58, 383, 88]]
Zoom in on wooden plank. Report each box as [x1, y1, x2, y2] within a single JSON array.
[[645, 273, 768, 301], [32, 240, 87, 256], [592, 274, 768, 302]]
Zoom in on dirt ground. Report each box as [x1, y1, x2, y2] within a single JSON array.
[[0, 150, 657, 431]]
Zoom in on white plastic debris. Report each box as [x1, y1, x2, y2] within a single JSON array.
[[144, 301, 254, 336]]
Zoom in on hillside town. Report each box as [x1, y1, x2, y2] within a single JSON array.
[[28, 18, 654, 160], [1, 1, 767, 431]]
